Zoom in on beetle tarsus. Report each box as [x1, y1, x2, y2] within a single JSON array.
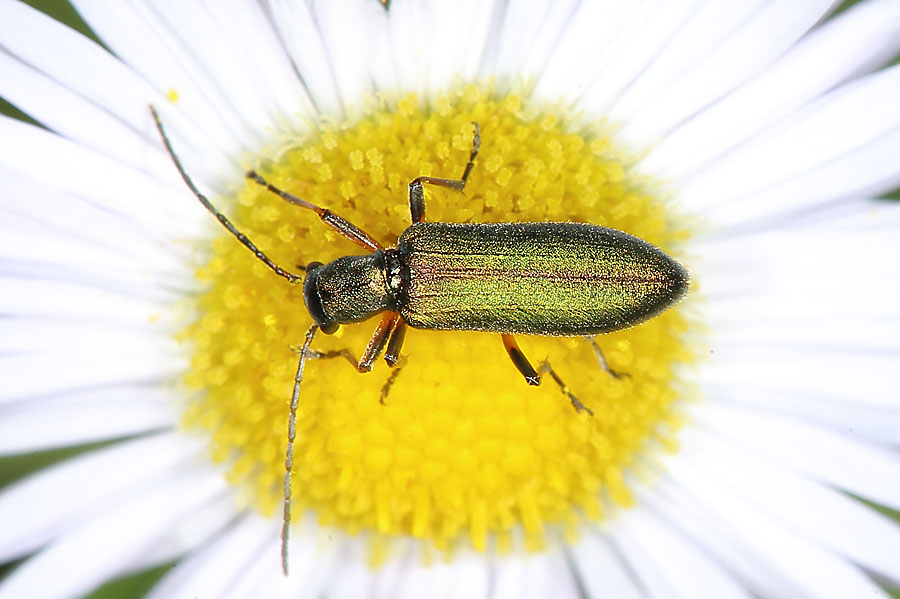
[[538, 360, 594, 417], [379, 362, 405, 405], [587, 336, 630, 380]]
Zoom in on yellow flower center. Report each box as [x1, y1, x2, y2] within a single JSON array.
[[181, 85, 694, 558]]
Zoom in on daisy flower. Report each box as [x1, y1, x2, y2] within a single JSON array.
[[2, 0, 900, 597]]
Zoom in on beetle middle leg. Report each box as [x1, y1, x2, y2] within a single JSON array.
[[500, 334, 593, 415], [408, 123, 481, 223]]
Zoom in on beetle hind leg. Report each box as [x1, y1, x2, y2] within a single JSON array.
[[500, 334, 593, 415], [586, 336, 629, 380], [537, 360, 593, 416]]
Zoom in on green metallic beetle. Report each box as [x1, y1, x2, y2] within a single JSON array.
[[151, 107, 689, 574]]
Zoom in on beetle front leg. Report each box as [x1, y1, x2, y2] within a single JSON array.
[[384, 321, 407, 367], [379, 362, 406, 406], [500, 334, 593, 415], [298, 311, 401, 373], [407, 123, 481, 223], [357, 311, 401, 372]]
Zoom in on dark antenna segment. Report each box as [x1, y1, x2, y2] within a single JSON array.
[[150, 105, 304, 284]]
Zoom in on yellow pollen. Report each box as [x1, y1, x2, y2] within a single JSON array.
[[181, 86, 694, 558]]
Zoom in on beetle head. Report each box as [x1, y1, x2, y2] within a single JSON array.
[[302, 261, 339, 334]]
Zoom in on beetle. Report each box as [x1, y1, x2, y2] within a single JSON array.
[[150, 106, 689, 574]]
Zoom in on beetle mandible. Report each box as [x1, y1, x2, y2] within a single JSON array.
[[150, 106, 689, 574]]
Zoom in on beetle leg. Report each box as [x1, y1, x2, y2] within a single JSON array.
[[305, 348, 358, 367], [501, 333, 540, 385], [537, 361, 594, 416], [586, 336, 629, 379], [379, 361, 406, 405], [384, 321, 407, 367], [501, 334, 593, 415], [246, 170, 384, 252], [407, 123, 481, 223], [357, 311, 401, 372], [294, 312, 401, 373]]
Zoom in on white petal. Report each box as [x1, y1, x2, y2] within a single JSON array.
[[206, 524, 285, 599], [572, 0, 706, 115], [493, 548, 580, 599], [567, 532, 647, 599], [0, 318, 168, 354], [696, 221, 900, 354], [0, 197, 184, 287], [457, 0, 503, 85], [661, 449, 884, 598], [134, 0, 312, 137], [146, 514, 274, 599], [707, 125, 900, 228], [0, 384, 175, 454], [392, 551, 491, 599], [524, 0, 638, 103], [266, 515, 342, 598], [383, 0, 431, 94], [0, 339, 184, 403], [635, 481, 794, 597], [69, 0, 252, 154], [0, 1, 169, 143], [324, 537, 409, 599], [203, 3, 315, 126], [368, 5, 400, 93], [0, 116, 208, 239], [610, 509, 751, 599], [136, 490, 240, 572], [0, 50, 168, 179], [719, 388, 900, 447], [682, 427, 900, 582], [0, 463, 226, 599], [420, 1, 459, 94], [694, 209, 900, 412], [0, 192, 191, 299], [608, 0, 770, 128], [678, 63, 900, 222], [310, 0, 382, 111], [696, 347, 898, 410], [487, 0, 578, 83], [617, 0, 836, 144], [691, 402, 900, 510], [0, 432, 202, 562], [0, 0, 235, 186], [642, 0, 900, 176], [423, 0, 501, 96], [266, 0, 344, 115], [0, 275, 171, 325]]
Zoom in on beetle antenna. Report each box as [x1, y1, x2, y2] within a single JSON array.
[[149, 105, 303, 284], [282, 322, 318, 576]]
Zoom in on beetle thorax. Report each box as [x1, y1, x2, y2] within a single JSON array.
[[383, 248, 406, 303]]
